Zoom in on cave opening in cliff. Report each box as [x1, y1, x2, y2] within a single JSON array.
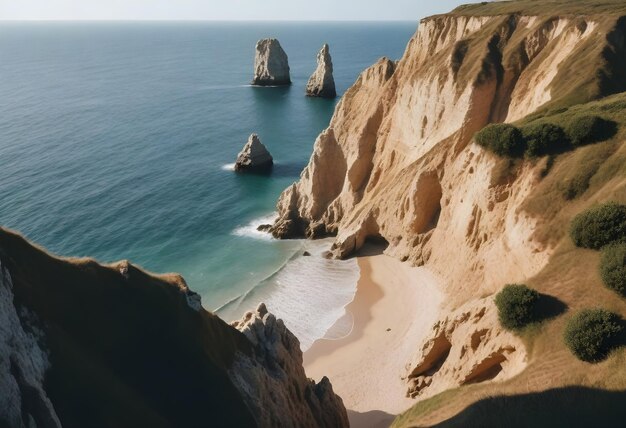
[[411, 173, 443, 234]]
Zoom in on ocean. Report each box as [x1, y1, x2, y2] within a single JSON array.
[[0, 21, 416, 349]]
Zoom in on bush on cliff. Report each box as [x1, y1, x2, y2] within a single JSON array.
[[475, 124, 526, 157], [522, 123, 570, 157], [495, 284, 539, 330], [564, 309, 623, 362], [600, 244, 626, 297], [570, 202, 626, 249], [566, 116, 617, 147]]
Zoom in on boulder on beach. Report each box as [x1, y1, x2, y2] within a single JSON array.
[[252, 38, 291, 86], [306, 44, 336, 98], [235, 134, 273, 173]]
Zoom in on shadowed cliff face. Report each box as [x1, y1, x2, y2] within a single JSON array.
[[0, 228, 347, 428]]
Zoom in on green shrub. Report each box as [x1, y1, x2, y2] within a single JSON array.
[[475, 124, 526, 157], [566, 116, 617, 147], [522, 123, 570, 157], [564, 309, 623, 362], [600, 244, 626, 296], [495, 284, 539, 330], [570, 202, 626, 249]]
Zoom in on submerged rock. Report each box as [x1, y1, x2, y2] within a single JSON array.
[[306, 44, 336, 98], [252, 38, 291, 86], [235, 134, 273, 173]]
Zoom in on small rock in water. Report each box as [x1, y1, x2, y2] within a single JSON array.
[[322, 250, 334, 259], [306, 44, 336, 98], [257, 224, 272, 232], [252, 38, 291, 86], [235, 134, 273, 173], [302, 251, 311, 256]]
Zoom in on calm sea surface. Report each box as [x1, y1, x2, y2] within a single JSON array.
[[0, 21, 416, 347]]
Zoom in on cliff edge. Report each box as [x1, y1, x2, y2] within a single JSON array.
[[0, 228, 346, 428]]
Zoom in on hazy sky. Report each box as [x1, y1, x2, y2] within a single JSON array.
[[1, 0, 469, 21]]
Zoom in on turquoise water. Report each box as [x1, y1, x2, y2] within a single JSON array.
[[0, 22, 416, 347]]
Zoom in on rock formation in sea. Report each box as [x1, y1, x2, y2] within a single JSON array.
[[306, 44, 337, 98], [252, 38, 291, 86], [235, 133, 273, 173], [0, 227, 346, 427], [267, 3, 626, 424]]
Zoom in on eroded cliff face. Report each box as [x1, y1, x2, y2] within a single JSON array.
[[230, 303, 348, 428], [270, 12, 626, 398], [0, 228, 346, 428]]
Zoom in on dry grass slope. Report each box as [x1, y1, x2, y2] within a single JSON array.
[[451, 0, 626, 16]]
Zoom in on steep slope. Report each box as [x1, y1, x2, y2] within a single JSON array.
[[268, 0, 626, 422], [0, 228, 347, 428]]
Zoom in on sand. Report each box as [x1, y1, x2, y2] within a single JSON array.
[[304, 247, 443, 425]]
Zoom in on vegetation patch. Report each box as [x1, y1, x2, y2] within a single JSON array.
[[495, 284, 540, 330], [566, 116, 618, 147], [522, 123, 570, 157], [570, 202, 626, 249], [564, 309, 623, 362], [475, 116, 616, 159], [475, 124, 525, 157], [600, 244, 626, 296]]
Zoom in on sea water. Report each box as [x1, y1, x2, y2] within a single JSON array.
[[0, 21, 415, 349]]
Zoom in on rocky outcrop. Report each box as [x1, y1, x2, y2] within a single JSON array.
[[235, 133, 273, 173], [230, 303, 349, 428], [0, 261, 61, 428], [405, 298, 525, 399], [252, 38, 291, 86], [306, 44, 337, 98], [0, 228, 347, 427]]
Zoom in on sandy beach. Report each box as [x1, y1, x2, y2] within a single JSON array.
[[304, 247, 443, 426]]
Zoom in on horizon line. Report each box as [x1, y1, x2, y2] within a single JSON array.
[[0, 19, 419, 23]]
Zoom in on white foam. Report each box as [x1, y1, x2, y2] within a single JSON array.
[[232, 212, 278, 241], [219, 239, 359, 351], [221, 163, 236, 171]]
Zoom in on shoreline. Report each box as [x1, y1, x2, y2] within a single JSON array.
[[303, 246, 443, 425]]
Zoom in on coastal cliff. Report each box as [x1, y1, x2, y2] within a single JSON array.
[[0, 228, 346, 427], [270, 0, 626, 423]]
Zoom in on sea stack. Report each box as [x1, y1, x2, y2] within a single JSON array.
[[306, 44, 336, 98], [235, 134, 273, 173], [252, 39, 291, 86]]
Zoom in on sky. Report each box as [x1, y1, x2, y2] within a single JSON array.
[[0, 0, 469, 21]]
